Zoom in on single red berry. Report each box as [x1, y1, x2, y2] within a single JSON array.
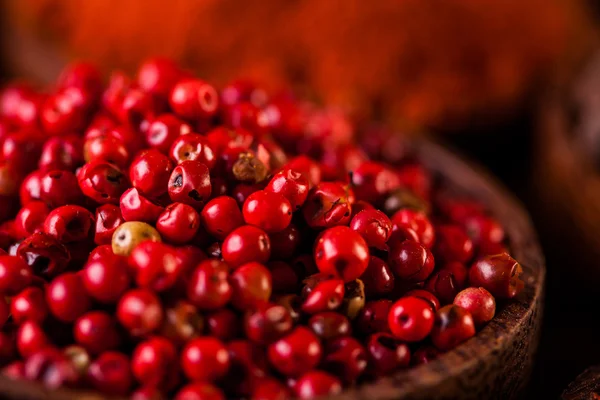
[[356, 300, 392, 335], [206, 309, 242, 341], [14, 201, 49, 239], [170, 133, 216, 169], [392, 209, 435, 248], [269, 224, 300, 261], [40, 169, 84, 208], [145, 114, 191, 154], [463, 215, 505, 252], [388, 296, 434, 342], [181, 337, 230, 382], [200, 196, 243, 240], [119, 188, 165, 223], [453, 287, 496, 326], [301, 278, 345, 314], [57, 62, 102, 99], [87, 351, 133, 396], [0, 254, 33, 295], [268, 327, 322, 377], [43, 205, 94, 243], [129, 149, 173, 199], [433, 225, 474, 263], [46, 272, 91, 322], [19, 170, 43, 205], [160, 301, 204, 346], [38, 135, 84, 172], [360, 256, 395, 297], [243, 190, 292, 233], [16, 321, 49, 357], [222, 225, 271, 267], [430, 305, 476, 351], [169, 79, 219, 120], [425, 262, 469, 305], [94, 204, 124, 245], [351, 161, 400, 204], [74, 311, 121, 355], [24, 347, 78, 389], [388, 239, 435, 282], [314, 226, 370, 282], [132, 337, 179, 390], [302, 182, 352, 229], [187, 259, 232, 310], [294, 371, 342, 399], [2, 130, 46, 173], [156, 202, 200, 244], [469, 253, 524, 299], [77, 161, 129, 204], [322, 336, 367, 384], [168, 160, 212, 209], [366, 333, 410, 376], [265, 168, 309, 210], [116, 289, 164, 337], [84, 134, 130, 169], [284, 156, 321, 188], [175, 245, 207, 274], [404, 289, 441, 313], [244, 302, 293, 344], [175, 382, 225, 400], [230, 262, 272, 310], [82, 252, 130, 303], [307, 312, 351, 341], [17, 231, 71, 276], [137, 57, 184, 99], [129, 241, 182, 292], [11, 286, 48, 324], [349, 209, 392, 250]]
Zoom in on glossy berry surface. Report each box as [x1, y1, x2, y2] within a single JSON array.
[[314, 226, 370, 282], [388, 296, 434, 342]]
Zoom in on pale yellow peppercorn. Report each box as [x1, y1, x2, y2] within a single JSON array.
[[112, 221, 161, 256], [341, 279, 365, 320]]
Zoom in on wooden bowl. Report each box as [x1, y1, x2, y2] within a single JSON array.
[[0, 139, 545, 400], [532, 49, 600, 288], [562, 365, 600, 400]]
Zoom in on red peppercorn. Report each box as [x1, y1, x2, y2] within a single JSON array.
[[360, 256, 395, 297], [14, 201, 49, 240], [392, 209, 435, 249], [129, 241, 182, 292], [170, 79, 220, 120], [206, 309, 241, 341], [170, 132, 216, 168], [265, 168, 309, 210], [160, 300, 204, 346], [3, 130, 45, 174], [132, 337, 179, 390], [349, 209, 392, 250], [40, 169, 84, 208], [294, 371, 342, 399], [168, 160, 212, 209], [137, 58, 184, 99], [87, 352, 133, 396], [454, 287, 496, 326], [301, 278, 345, 314], [242, 190, 292, 233], [388, 239, 435, 282], [119, 188, 165, 223], [84, 134, 131, 169], [430, 305, 476, 351], [94, 204, 124, 245], [19, 170, 43, 205], [314, 226, 370, 282], [74, 311, 121, 355], [351, 161, 400, 204], [175, 383, 225, 400], [222, 225, 271, 267], [388, 296, 434, 342], [307, 312, 351, 341], [0, 254, 33, 295], [116, 289, 164, 337], [181, 337, 230, 382], [269, 224, 301, 261], [244, 302, 293, 344], [412, 345, 441, 365], [230, 262, 273, 310], [463, 215, 505, 251], [433, 224, 474, 263], [16, 321, 49, 358], [366, 333, 410, 376], [356, 300, 392, 335], [144, 114, 191, 154], [82, 252, 130, 303], [469, 253, 524, 299], [252, 378, 291, 400], [46, 272, 91, 322], [302, 182, 352, 229], [425, 262, 469, 305], [268, 327, 322, 377], [43, 205, 94, 243], [129, 149, 173, 200], [187, 259, 232, 310], [77, 161, 129, 204], [24, 348, 79, 389], [38, 135, 84, 172], [284, 156, 322, 188], [11, 286, 48, 324], [156, 202, 200, 244]]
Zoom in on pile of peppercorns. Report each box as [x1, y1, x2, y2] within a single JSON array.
[[0, 59, 524, 399]]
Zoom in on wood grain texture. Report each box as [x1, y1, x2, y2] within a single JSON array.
[[562, 365, 600, 400], [0, 139, 545, 400]]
